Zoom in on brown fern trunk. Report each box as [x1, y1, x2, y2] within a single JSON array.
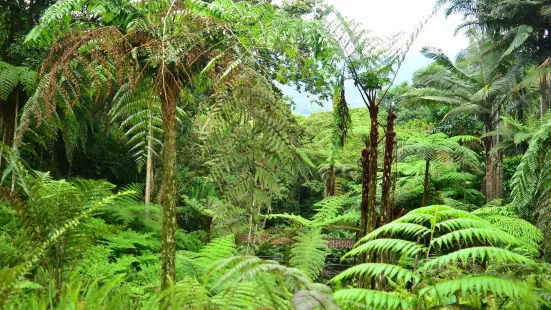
[[328, 164, 335, 196], [378, 106, 397, 293], [160, 89, 179, 290], [484, 134, 495, 202], [495, 151, 504, 200], [422, 159, 430, 208], [381, 109, 396, 224], [366, 103, 379, 234], [360, 148, 369, 238], [540, 76, 550, 118]]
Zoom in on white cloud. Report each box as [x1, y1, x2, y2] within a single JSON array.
[[325, 0, 468, 56], [281, 0, 471, 114]]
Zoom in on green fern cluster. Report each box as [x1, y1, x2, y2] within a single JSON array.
[[331, 205, 545, 309], [268, 196, 359, 282], [202, 70, 316, 245], [0, 62, 37, 101], [4, 233, 337, 309], [510, 113, 551, 257]]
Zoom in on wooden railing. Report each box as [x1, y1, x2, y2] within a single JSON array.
[[239, 235, 355, 248]]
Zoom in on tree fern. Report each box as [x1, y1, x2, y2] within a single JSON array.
[[510, 113, 551, 257]]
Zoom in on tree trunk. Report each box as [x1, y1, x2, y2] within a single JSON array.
[[10, 94, 18, 194], [160, 89, 179, 290], [0, 102, 5, 169], [145, 122, 153, 204], [496, 156, 504, 200], [541, 76, 550, 118], [484, 124, 504, 203], [484, 135, 496, 202], [360, 148, 369, 238], [422, 159, 430, 208], [366, 104, 379, 234], [328, 164, 335, 196], [381, 109, 397, 224]]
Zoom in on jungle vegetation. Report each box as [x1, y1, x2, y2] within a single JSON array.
[[1, 0, 551, 309]]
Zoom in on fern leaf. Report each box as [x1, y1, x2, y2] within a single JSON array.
[[333, 288, 412, 310], [344, 239, 427, 260], [289, 228, 328, 281], [330, 263, 417, 284]]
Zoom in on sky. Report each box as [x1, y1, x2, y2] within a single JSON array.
[[287, 0, 469, 115]]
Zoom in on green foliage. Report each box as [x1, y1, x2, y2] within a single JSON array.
[[108, 78, 172, 171], [0, 62, 37, 101], [401, 132, 480, 170], [331, 205, 545, 309], [510, 114, 551, 257], [2, 0, 551, 308], [290, 228, 328, 281]]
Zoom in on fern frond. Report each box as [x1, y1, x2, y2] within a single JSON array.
[[420, 275, 539, 302], [420, 247, 535, 272], [331, 263, 417, 284], [289, 228, 328, 281], [344, 239, 427, 260], [333, 288, 413, 310]]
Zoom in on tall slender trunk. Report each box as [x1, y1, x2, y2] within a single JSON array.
[[484, 134, 496, 202], [484, 120, 504, 202], [422, 159, 430, 208], [541, 76, 550, 118], [360, 148, 369, 238], [328, 164, 335, 196], [160, 89, 179, 290], [10, 95, 18, 194], [366, 104, 379, 234], [381, 109, 397, 224], [145, 120, 153, 204], [496, 156, 504, 200], [0, 104, 5, 169]]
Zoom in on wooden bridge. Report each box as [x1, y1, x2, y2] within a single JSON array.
[[239, 234, 356, 249]]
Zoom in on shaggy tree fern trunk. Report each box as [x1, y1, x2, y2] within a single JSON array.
[[381, 109, 396, 224], [366, 103, 378, 234], [360, 148, 369, 238], [160, 88, 179, 290], [328, 164, 335, 196]]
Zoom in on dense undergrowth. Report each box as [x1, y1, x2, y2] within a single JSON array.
[[2, 0, 551, 309]]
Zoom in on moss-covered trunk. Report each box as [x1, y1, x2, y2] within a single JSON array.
[[160, 89, 178, 290], [484, 119, 504, 202], [145, 121, 154, 205]]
